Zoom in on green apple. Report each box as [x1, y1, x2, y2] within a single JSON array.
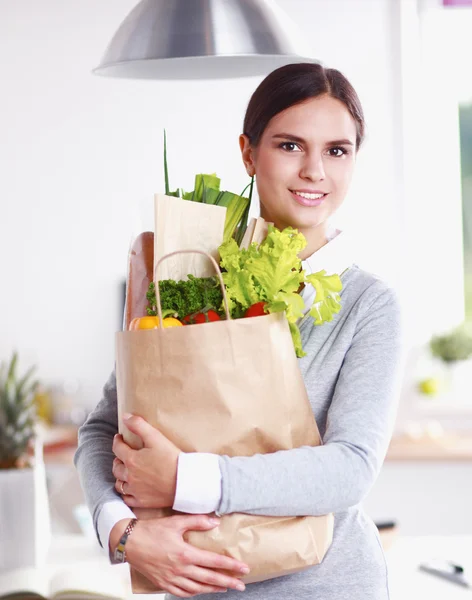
[[417, 377, 440, 396]]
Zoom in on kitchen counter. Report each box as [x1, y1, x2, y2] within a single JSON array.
[[43, 427, 472, 464], [387, 432, 472, 461]]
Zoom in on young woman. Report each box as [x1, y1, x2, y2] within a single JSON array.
[[75, 63, 404, 599]]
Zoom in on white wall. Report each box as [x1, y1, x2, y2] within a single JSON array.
[[0, 0, 455, 414]]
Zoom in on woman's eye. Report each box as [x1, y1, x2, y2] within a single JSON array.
[[328, 146, 348, 157], [279, 142, 301, 152]]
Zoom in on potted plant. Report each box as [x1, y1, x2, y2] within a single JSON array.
[[0, 351, 38, 468], [0, 351, 51, 570], [429, 323, 472, 400]]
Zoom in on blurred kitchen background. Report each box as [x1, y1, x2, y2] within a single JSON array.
[[1, 0, 472, 597]]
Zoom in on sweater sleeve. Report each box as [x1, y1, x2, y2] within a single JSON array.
[[216, 286, 405, 517], [73, 367, 127, 546]]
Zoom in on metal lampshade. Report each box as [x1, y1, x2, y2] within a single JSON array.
[[93, 0, 314, 80]]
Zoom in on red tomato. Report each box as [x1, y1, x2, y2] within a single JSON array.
[[205, 310, 221, 322], [244, 302, 268, 318], [182, 310, 221, 324]]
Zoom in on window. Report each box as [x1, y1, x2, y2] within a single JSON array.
[[409, 0, 472, 410], [439, 1, 472, 323], [459, 103, 472, 321], [417, 1, 472, 330]]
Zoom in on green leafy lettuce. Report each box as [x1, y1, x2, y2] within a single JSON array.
[[219, 225, 343, 357]]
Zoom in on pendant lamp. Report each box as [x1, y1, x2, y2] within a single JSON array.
[[93, 0, 313, 79]]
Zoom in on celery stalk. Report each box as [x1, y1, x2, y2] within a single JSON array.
[[234, 176, 254, 246], [193, 174, 221, 203], [164, 129, 170, 195], [219, 192, 249, 243], [161, 134, 254, 242]]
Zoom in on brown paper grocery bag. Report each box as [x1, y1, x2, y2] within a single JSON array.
[[154, 194, 226, 281], [115, 251, 334, 593], [239, 216, 273, 249], [123, 194, 225, 330]]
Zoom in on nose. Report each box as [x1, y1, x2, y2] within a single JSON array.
[[299, 152, 325, 182]]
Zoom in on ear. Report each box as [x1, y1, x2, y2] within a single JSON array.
[[239, 134, 256, 177]]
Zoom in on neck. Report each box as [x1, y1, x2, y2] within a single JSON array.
[[259, 208, 330, 259], [297, 223, 331, 260]]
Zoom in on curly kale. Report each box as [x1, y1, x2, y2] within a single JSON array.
[[146, 275, 224, 319]]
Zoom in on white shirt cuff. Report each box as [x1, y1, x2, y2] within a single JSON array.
[[97, 500, 137, 554], [173, 452, 222, 514]]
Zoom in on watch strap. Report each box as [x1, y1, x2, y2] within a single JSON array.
[[112, 518, 138, 564]]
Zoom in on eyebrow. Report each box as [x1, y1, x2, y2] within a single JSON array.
[[272, 133, 354, 146]]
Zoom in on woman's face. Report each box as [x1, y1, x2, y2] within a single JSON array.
[[240, 94, 358, 233]]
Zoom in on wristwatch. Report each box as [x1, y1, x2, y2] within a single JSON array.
[[111, 518, 138, 564]]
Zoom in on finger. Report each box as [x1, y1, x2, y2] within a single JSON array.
[[114, 479, 126, 496], [112, 460, 128, 482], [174, 516, 249, 574], [175, 514, 221, 534], [184, 566, 245, 592], [165, 583, 194, 598], [114, 478, 133, 498], [192, 546, 250, 575], [113, 457, 124, 469], [173, 576, 228, 596], [122, 413, 159, 448], [122, 494, 139, 508], [112, 434, 132, 463]]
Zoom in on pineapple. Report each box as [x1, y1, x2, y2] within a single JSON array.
[[0, 352, 39, 469]]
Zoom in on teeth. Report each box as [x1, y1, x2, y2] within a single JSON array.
[[292, 191, 325, 200]]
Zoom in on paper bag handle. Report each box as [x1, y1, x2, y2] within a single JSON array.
[[153, 250, 231, 327]]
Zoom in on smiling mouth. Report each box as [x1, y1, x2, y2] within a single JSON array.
[[290, 190, 327, 200], [289, 190, 328, 207]]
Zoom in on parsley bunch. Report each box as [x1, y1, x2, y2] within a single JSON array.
[[146, 275, 224, 320]]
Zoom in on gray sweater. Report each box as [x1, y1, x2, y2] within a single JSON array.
[[75, 263, 404, 600]]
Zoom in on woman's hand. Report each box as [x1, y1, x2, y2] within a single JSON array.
[[112, 414, 180, 508], [110, 515, 249, 597]]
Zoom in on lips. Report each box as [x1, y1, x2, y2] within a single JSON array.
[[291, 190, 326, 195], [290, 190, 328, 207]]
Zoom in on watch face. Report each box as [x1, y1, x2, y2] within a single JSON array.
[[113, 547, 125, 564]]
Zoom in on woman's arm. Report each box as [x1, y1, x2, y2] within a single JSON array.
[[73, 368, 134, 547], [215, 285, 405, 517]]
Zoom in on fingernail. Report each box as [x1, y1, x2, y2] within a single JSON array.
[[240, 566, 250, 574], [209, 518, 220, 525], [236, 582, 245, 591], [123, 413, 132, 421]]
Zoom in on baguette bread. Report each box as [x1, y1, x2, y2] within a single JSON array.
[[124, 231, 154, 330]]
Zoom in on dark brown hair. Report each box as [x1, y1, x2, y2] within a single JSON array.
[[243, 63, 365, 150]]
